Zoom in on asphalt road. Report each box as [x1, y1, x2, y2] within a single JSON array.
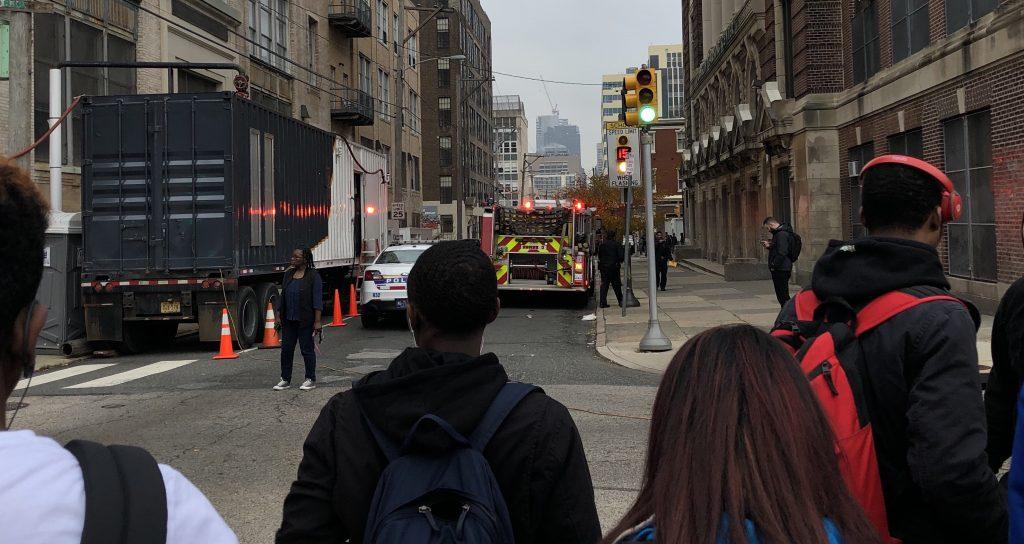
[[12, 292, 660, 543]]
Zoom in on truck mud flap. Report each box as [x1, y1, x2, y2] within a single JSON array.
[[84, 295, 123, 342]]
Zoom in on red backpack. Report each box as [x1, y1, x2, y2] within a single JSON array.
[[771, 288, 962, 544]]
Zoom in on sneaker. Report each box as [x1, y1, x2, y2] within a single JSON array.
[[299, 379, 316, 391], [272, 380, 290, 391]]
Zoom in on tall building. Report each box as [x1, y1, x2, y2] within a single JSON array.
[[648, 44, 685, 119], [416, 0, 493, 240], [529, 154, 584, 198], [681, 0, 1024, 311], [493, 94, 529, 206], [600, 73, 626, 127], [535, 112, 580, 156]]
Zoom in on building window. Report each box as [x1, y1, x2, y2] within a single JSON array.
[[438, 96, 452, 126], [440, 176, 453, 203], [892, 0, 929, 62], [406, 89, 420, 132], [393, 12, 399, 54], [852, 1, 881, 84], [408, 31, 417, 68], [378, 68, 390, 120], [946, 0, 998, 34], [441, 214, 454, 232], [775, 167, 792, 225], [848, 142, 875, 238], [307, 17, 318, 85], [437, 57, 450, 88], [944, 110, 995, 281], [376, 0, 388, 43], [439, 137, 452, 167], [437, 17, 449, 48], [410, 155, 421, 191], [248, 0, 287, 70], [359, 55, 373, 100], [888, 128, 924, 158], [178, 70, 219, 93]]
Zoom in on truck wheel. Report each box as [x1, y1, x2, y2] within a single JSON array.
[[256, 283, 280, 333], [234, 286, 260, 349]]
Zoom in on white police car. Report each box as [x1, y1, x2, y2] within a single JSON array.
[[359, 244, 431, 327]]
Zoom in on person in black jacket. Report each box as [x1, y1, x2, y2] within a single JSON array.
[[985, 275, 1024, 473], [762, 217, 795, 306], [276, 240, 601, 544], [774, 158, 1006, 543], [273, 247, 323, 392], [654, 231, 671, 291], [598, 230, 625, 308]]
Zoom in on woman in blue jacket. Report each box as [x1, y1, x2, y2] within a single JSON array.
[[604, 325, 881, 544]]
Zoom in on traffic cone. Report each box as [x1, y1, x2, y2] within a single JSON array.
[[213, 308, 239, 360], [328, 288, 345, 327], [260, 302, 280, 349], [348, 284, 360, 317]]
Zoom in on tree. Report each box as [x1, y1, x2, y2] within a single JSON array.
[[561, 175, 631, 234]]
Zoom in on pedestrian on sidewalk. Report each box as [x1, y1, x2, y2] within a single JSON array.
[[762, 217, 798, 306], [772, 155, 1006, 543], [599, 230, 625, 308], [273, 247, 323, 392], [0, 160, 238, 544], [984, 273, 1024, 474], [654, 231, 671, 291], [277, 240, 601, 543], [604, 325, 880, 544]]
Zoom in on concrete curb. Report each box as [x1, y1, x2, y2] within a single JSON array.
[[593, 298, 670, 375], [36, 354, 91, 372]]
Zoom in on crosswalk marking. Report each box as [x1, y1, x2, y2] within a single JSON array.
[[64, 360, 198, 389], [14, 364, 117, 391]]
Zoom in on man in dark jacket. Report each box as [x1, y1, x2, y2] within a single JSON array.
[[762, 217, 795, 306], [985, 275, 1024, 473], [276, 240, 601, 544], [654, 231, 671, 291], [774, 159, 1006, 543], [598, 230, 625, 308]]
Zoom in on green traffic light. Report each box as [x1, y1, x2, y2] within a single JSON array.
[[639, 105, 657, 124]]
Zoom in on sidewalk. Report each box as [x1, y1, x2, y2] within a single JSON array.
[[595, 258, 995, 376]]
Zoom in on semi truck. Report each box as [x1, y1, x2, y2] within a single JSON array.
[[79, 92, 388, 351]]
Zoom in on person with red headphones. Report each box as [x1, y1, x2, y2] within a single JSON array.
[[773, 155, 1007, 543]]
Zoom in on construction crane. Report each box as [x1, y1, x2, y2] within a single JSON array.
[[540, 75, 558, 117]]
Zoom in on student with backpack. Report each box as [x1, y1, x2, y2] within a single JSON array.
[[276, 240, 601, 543], [762, 217, 801, 306], [0, 160, 238, 544], [605, 325, 881, 544], [771, 155, 1006, 544]]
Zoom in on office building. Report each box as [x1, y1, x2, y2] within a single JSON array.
[[648, 44, 685, 119], [493, 94, 528, 206]]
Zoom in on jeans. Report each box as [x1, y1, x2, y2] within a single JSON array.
[[656, 260, 669, 290], [600, 266, 623, 307], [280, 320, 316, 382], [771, 270, 792, 307]]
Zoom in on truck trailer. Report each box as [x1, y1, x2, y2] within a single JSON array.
[[80, 92, 387, 351]]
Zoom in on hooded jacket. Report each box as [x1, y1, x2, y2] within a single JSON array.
[[275, 348, 601, 544], [776, 237, 1006, 544], [985, 276, 1024, 472], [768, 224, 795, 272]]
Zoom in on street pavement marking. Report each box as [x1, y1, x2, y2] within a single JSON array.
[[14, 364, 116, 391], [64, 360, 198, 389]]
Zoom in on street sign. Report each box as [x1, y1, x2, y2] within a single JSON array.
[[604, 120, 630, 131], [390, 202, 406, 220], [606, 129, 641, 188]]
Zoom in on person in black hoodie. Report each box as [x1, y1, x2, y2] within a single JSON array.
[[774, 156, 1006, 543], [762, 217, 795, 306], [276, 240, 601, 543], [598, 230, 625, 308]]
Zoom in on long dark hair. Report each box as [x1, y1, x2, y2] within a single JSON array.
[[297, 247, 314, 270], [603, 325, 881, 544]]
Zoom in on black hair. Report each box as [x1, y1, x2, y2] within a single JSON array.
[[407, 240, 497, 335], [0, 160, 47, 348], [763, 217, 778, 226], [297, 247, 315, 269], [606, 230, 617, 240], [861, 163, 943, 233]]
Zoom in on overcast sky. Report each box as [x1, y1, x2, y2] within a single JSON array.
[[481, 0, 683, 173]]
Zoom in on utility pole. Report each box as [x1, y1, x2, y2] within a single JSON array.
[[639, 127, 671, 351], [5, 9, 34, 170]]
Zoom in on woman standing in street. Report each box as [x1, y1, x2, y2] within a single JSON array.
[[273, 247, 323, 391]]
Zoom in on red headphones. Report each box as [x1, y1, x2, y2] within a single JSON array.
[[861, 154, 963, 223]]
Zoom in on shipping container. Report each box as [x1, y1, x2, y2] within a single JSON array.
[[79, 92, 386, 351]]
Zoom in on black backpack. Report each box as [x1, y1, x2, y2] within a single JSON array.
[[65, 440, 168, 544], [788, 231, 803, 262]]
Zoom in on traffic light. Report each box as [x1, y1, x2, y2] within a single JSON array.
[[622, 68, 658, 126], [615, 135, 631, 174], [573, 199, 585, 212]]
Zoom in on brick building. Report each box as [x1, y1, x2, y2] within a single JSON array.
[[681, 0, 1024, 308]]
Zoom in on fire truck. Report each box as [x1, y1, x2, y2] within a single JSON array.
[[480, 199, 596, 305]]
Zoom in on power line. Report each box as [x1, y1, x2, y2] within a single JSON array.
[[491, 70, 604, 86]]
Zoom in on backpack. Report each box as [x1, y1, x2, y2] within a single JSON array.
[[788, 231, 803, 262], [771, 289, 962, 544], [360, 382, 538, 543], [64, 440, 168, 544]]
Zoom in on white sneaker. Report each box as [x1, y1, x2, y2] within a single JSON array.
[[273, 380, 290, 391], [299, 379, 316, 391]]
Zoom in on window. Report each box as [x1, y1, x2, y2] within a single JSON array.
[[408, 30, 417, 68], [892, 0, 929, 62], [441, 214, 454, 233], [359, 55, 373, 96], [378, 68, 390, 120], [852, 2, 881, 83], [888, 128, 924, 158], [307, 17, 317, 85], [248, 0, 287, 70], [376, 0, 388, 43], [437, 57, 450, 87], [406, 89, 420, 132], [944, 110, 995, 281], [437, 17, 449, 48], [410, 155, 421, 191], [178, 70, 219, 93], [440, 176, 453, 203], [393, 13, 400, 54], [438, 96, 452, 126], [848, 142, 875, 238], [946, 0, 998, 33], [439, 137, 452, 167], [775, 167, 792, 225]]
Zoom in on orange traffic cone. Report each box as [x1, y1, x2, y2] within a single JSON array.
[[260, 303, 280, 349], [213, 308, 239, 359], [348, 284, 360, 317], [328, 288, 346, 327]]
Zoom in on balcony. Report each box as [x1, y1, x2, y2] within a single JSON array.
[[328, 0, 373, 38], [331, 88, 374, 126]]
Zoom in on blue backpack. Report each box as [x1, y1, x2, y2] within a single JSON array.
[[360, 382, 538, 543]]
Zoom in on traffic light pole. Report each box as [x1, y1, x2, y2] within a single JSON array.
[[639, 128, 672, 352]]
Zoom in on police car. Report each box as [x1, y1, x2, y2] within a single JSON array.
[[359, 243, 431, 327]]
